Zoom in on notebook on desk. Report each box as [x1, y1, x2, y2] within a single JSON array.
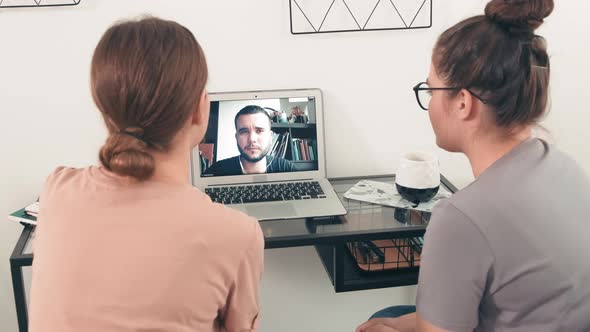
[[9, 206, 37, 225], [191, 88, 347, 221]]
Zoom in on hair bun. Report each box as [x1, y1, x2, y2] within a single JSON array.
[[99, 132, 155, 180], [485, 0, 554, 34]]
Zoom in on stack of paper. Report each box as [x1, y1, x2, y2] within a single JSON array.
[[343, 180, 451, 213]]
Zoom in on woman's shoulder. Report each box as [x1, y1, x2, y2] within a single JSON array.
[[46, 165, 83, 181], [178, 187, 262, 242], [189, 196, 263, 254], [42, 166, 89, 193], [41, 165, 121, 193], [38, 166, 97, 214]]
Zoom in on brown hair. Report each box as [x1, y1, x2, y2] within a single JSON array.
[[91, 17, 208, 180], [433, 0, 553, 128], [234, 105, 272, 129]]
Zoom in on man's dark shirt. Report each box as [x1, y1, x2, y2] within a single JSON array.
[[204, 156, 295, 176]]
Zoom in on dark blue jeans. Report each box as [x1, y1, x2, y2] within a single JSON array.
[[369, 305, 416, 319]]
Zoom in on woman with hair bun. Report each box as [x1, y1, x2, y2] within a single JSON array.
[[358, 1, 590, 331], [30, 17, 264, 332]]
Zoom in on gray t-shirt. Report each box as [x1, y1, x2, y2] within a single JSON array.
[[416, 138, 590, 332]]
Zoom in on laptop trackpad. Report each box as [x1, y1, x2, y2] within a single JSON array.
[[246, 203, 297, 220]]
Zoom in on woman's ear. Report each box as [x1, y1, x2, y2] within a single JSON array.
[[455, 88, 476, 121], [192, 90, 210, 125]]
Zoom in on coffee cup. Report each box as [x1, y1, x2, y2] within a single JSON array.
[[395, 152, 440, 204]]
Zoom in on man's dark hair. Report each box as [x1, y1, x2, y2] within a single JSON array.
[[234, 105, 272, 129]]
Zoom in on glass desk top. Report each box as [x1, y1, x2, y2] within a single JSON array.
[[260, 175, 456, 248], [13, 175, 457, 255]]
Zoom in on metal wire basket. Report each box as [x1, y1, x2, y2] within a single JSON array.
[[347, 237, 423, 273]]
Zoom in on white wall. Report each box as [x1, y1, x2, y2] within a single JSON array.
[[1, 1, 589, 331]]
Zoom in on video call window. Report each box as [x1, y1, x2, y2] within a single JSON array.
[[199, 97, 319, 177]]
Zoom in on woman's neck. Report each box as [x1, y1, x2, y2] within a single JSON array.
[[463, 128, 532, 178], [149, 139, 193, 185]]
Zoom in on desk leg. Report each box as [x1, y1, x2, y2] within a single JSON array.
[[333, 243, 345, 292], [10, 263, 28, 332]]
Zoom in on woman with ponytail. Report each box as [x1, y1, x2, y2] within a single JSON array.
[[30, 17, 264, 332], [358, 1, 590, 331]]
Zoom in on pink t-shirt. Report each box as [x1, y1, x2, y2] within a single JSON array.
[[29, 166, 264, 332]]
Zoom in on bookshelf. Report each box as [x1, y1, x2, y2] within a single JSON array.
[[271, 123, 318, 171], [270, 123, 314, 129]]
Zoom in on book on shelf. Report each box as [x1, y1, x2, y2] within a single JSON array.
[[269, 131, 291, 159], [300, 139, 308, 160], [278, 133, 286, 158], [294, 139, 300, 160], [270, 131, 280, 152], [272, 132, 282, 156], [290, 138, 317, 161], [282, 132, 291, 158]]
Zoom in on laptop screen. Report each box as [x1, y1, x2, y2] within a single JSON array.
[[198, 96, 319, 178]]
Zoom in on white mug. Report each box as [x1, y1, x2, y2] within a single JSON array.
[[279, 112, 288, 123], [395, 152, 440, 204]]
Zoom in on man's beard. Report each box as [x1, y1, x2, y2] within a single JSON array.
[[238, 143, 271, 163]]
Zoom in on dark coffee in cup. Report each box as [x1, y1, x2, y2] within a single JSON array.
[[395, 183, 439, 204], [395, 152, 440, 204]]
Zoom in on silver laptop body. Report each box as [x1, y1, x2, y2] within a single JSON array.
[[191, 88, 347, 220]]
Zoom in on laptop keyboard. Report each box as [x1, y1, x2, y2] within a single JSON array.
[[205, 181, 326, 205]]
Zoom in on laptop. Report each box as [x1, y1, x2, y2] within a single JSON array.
[[191, 88, 347, 220]]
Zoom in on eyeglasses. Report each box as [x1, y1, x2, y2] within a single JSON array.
[[412, 82, 488, 111]]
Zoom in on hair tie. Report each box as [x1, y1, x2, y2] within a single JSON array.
[[120, 127, 148, 145]]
